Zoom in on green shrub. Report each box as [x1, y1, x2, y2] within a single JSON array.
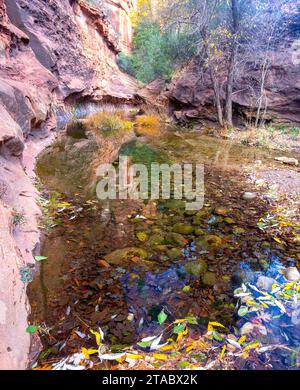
[[290, 127, 300, 139], [117, 53, 135, 77], [118, 21, 196, 84]]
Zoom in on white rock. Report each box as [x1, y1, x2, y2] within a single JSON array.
[[257, 276, 276, 292], [242, 192, 257, 200], [284, 267, 300, 282], [275, 156, 299, 166], [240, 322, 267, 336], [127, 313, 134, 322]]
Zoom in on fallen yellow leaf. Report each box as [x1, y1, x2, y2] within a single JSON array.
[[243, 342, 260, 351], [153, 353, 167, 360], [90, 329, 102, 346], [81, 348, 98, 359], [159, 345, 174, 352], [126, 354, 143, 359], [220, 345, 226, 360], [208, 321, 225, 328]]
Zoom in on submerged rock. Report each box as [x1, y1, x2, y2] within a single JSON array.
[[231, 269, 255, 288], [257, 276, 276, 291], [97, 259, 111, 269], [167, 232, 188, 247], [136, 232, 149, 242], [215, 207, 229, 216], [185, 259, 208, 278], [149, 234, 165, 247], [172, 224, 194, 235], [167, 248, 182, 260], [192, 210, 206, 225], [196, 235, 223, 251], [283, 267, 300, 282], [194, 228, 205, 236], [202, 272, 217, 286], [105, 247, 148, 265]]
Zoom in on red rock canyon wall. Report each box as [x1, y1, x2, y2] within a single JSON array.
[[0, 0, 137, 369]]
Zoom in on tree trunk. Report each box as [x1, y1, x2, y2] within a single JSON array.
[[225, 0, 239, 127], [255, 60, 268, 127], [210, 66, 224, 126]]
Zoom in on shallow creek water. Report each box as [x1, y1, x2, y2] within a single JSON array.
[[28, 125, 300, 369]]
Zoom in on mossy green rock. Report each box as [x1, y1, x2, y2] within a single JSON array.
[[196, 235, 223, 251], [159, 199, 186, 211], [167, 248, 182, 260], [173, 224, 194, 235], [259, 259, 269, 271], [152, 245, 168, 253], [184, 210, 197, 216], [224, 217, 235, 225], [192, 210, 206, 224], [185, 260, 208, 278], [149, 234, 165, 247], [136, 232, 148, 242], [261, 241, 271, 249], [202, 272, 217, 286], [192, 216, 203, 226], [194, 229, 205, 236], [105, 247, 148, 265], [167, 232, 188, 247], [152, 227, 163, 234]]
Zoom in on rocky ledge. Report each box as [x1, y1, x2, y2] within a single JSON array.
[[168, 42, 300, 126]]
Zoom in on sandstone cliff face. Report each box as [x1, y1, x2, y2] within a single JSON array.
[[4, 0, 138, 103], [0, 0, 137, 369], [168, 41, 300, 126], [105, 0, 135, 54]]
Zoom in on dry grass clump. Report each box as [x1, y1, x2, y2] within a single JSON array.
[[135, 114, 161, 137], [215, 125, 300, 152], [86, 112, 134, 137]]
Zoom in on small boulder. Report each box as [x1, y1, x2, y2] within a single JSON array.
[[215, 207, 229, 216], [105, 247, 148, 265], [167, 232, 188, 247], [194, 228, 205, 236], [202, 272, 217, 287], [257, 276, 276, 292], [275, 156, 299, 166], [97, 259, 111, 269], [172, 224, 194, 235], [240, 322, 267, 336], [136, 231, 148, 242], [283, 267, 300, 282], [185, 259, 208, 278], [167, 248, 182, 260], [231, 269, 254, 288], [242, 192, 257, 201]]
